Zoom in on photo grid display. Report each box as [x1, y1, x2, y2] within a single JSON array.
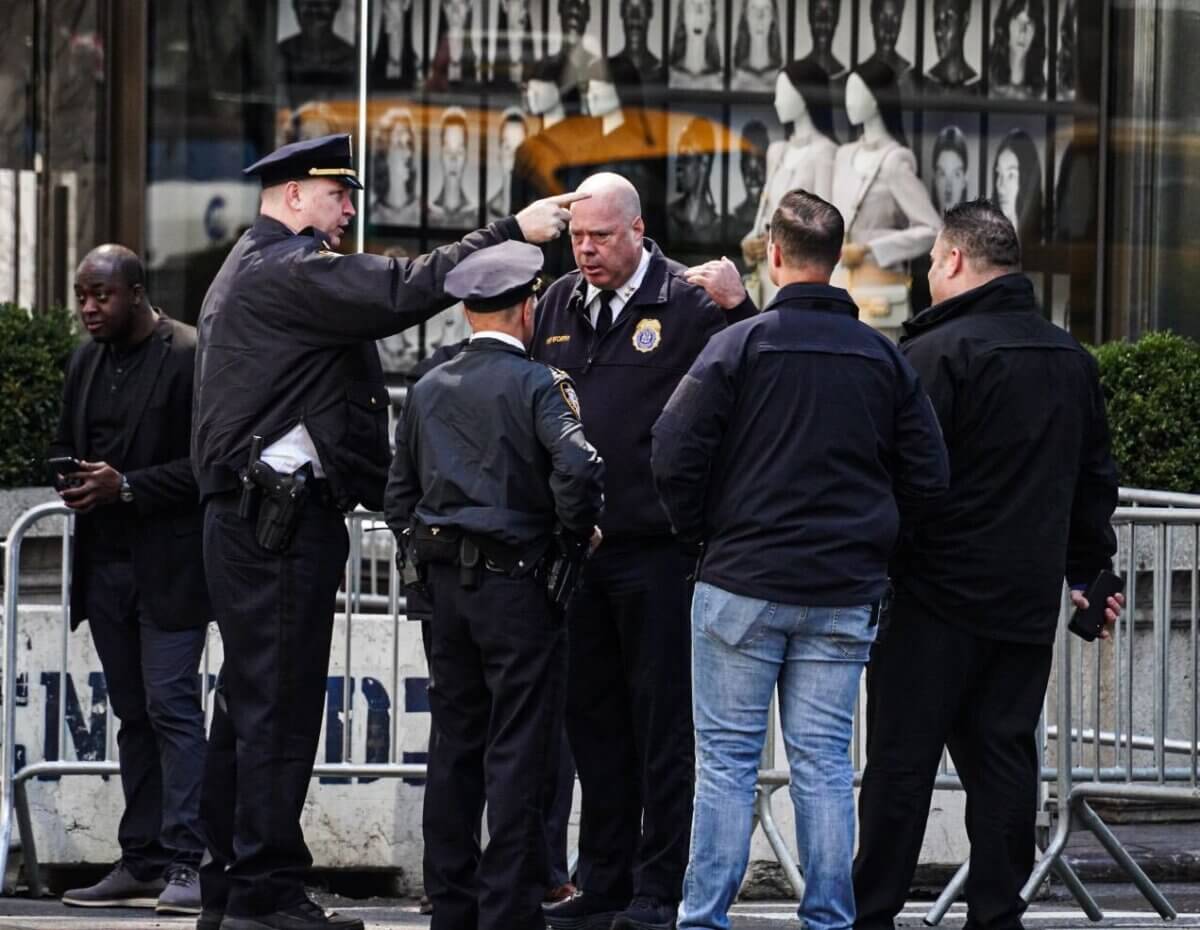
[[270, 0, 1094, 371]]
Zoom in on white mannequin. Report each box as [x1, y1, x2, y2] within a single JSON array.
[[741, 69, 837, 305], [586, 79, 625, 135], [830, 70, 941, 328], [524, 79, 565, 129]]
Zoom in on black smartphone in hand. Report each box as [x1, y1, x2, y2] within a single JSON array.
[[1068, 570, 1125, 642], [46, 456, 84, 488]]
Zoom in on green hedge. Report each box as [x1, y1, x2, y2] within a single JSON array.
[[0, 304, 79, 488], [1093, 331, 1200, 494]]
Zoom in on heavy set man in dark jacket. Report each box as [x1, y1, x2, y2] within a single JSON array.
[[385, 241, 604, 930], [853, 201, 1124, 930], [651, 191, 949, 930], [538, 172, 755, 930], [192, 133, 583, 930], [51, 245, 209, 916]]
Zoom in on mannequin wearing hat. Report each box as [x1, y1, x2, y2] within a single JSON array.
[[830, 62, 940, 328], [741, 62, 838, 306]]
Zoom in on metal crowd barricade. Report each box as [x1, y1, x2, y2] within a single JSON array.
[[0, 503, 425, 896], [3, 489, 1199, 914]]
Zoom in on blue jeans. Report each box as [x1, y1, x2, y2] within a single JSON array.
[[678, 582, 877, 930]]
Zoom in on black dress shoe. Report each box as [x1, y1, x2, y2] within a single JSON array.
[[196, 908, 224, 930], [544, 890, 628, 930], [220, 898, 363, 930], [613, 896, 677, 930]]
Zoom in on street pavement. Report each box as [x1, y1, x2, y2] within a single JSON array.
[[1, 885, 1199, 930]]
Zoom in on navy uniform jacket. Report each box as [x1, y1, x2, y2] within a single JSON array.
[[50, 315, 210, 631], [532, 240, 754, 540], [651, 283, 950, 607], [896, 273, 1118, 642], [386, 338, 604, 548], [193, 214, 524, 511]]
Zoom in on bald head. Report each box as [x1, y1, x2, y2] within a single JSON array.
[[74, 243, 154, 346], [574, 172, 642, 224], [77, 243, 145, 290], [569, 172, 646, 290]]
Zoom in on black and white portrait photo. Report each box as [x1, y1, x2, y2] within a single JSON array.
[[726, 110, 775, 238], [857, 0, 917, 92], [607, 0, 666, 86], [730, 0, 784, 91], [989, 0, 1048, 100], [427, 106, 480, 229], [1057, 0, 1077, 101], [426, 0, 482, 90], [989, 117, 1046, 246], [668, 0, 726, 90], [369, 105, 422, 227], [543, 0, 603, 109], [488, 0, 543, 89], [486, 108, 530, 222], [924, 0, 982, 94], [668, 112, 725, 243], [276, 0, 357, 105], [793, 0, 850, 81], [923, 113, 981, 215], [369, 0, 421, 89]]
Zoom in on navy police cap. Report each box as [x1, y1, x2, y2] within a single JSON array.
[[445, 241, 545, 312], [243, 133, 363, 190]]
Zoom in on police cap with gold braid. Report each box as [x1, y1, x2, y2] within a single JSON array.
[[445, 241, 545, 313], [243, 133, 363, 190]]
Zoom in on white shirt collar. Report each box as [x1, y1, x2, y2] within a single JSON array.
[[470, 331, 527, 352], [585, 245, 652, 324]]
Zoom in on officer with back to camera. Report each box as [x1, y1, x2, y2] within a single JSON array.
[[192, 133, 584, 930], [385, 240, 605, 930]]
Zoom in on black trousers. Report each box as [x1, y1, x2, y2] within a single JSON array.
[[198, 495, 348, 917], [85, 560, 207, 878], [422, 562, 565, 930], [565, 538, 695, 903], [853, 600, 1054, 930]]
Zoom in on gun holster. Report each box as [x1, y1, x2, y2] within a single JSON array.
[[244, 461, 311, 553], [397, 527, 431, 601], [540, 527, 589, 613]]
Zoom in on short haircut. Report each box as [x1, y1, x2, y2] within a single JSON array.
[[941, 198, 1021, 270], [79, 244, 145, 290], [768, 189, 844, 271]]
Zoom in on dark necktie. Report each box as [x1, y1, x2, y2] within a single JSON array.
[[595, 290, 615, 339]]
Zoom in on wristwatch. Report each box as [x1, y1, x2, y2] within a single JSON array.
[[119, 474, 134, 504]]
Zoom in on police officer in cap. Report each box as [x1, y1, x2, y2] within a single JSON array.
[[193, 134, 585, 930], [385, 240, 605, 930]]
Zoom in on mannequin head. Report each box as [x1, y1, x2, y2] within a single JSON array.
[[439, 108, 469, 190], [621, 0, 655, 48], [734, 0, 782, 71], [849, 59, 907, 145], [375, 106, 417, 205], [559, 0, 592, 41], [931, 125, 968, 214], [989, 0, 1046, 96], [778, 60, 835, 137], [497, 109, 527, 173]]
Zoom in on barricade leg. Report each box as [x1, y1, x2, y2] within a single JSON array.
[[922, 859, 968, 926], [1074, 799, 1176, 920], [13, 780, 41, 898], [1048, 857, 1102, 922], [754, 785, 804, 900]]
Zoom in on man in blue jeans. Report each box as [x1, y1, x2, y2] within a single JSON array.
[[650, 190, 949, 930]]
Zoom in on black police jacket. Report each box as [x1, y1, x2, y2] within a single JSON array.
[[532, 240, 754, 540], [193, 214, 524, 511], [386, 337, 605, 548], [651, 283, 950, 607], [50, 315, 210, 631], [895, 273, 1119, 643]]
